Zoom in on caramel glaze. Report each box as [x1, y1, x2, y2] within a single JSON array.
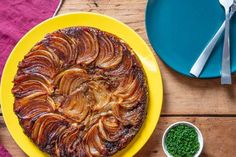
[[12, 27, 148, 157]]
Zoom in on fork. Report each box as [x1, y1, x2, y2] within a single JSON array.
[[190, 1, 236, 78], [220, 0, 234, 84]]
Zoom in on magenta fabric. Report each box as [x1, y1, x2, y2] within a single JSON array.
[[0, 144, 11, 157], [0, 0, 60, 79]]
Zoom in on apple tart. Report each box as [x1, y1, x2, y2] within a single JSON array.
[[12, 27, 148, 157]]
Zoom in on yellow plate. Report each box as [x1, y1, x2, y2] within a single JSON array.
[[0, 12, 163, 157]]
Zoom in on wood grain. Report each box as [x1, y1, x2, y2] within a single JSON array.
[[1, 0, 236, 115], [0, 1, 236, 157], [1, 117, 236, 157], [0, 117, 25, 157]]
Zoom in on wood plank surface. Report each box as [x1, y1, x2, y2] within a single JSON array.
[[1, 117, 236, 157], [1, 0, 236, 115], [0, 0, 236, 157]]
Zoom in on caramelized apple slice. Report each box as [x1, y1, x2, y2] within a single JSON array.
[[55, 126, 86, 156], [113, 73, 143, 109], [31, 42, 63, 69], [14, 73, 52, 87], [14, 95, 55, 116], [14, 96, 56, 135], [88, 81, 111, 111], [56, 126, 77, 156], [40, 33, 75, 66], [76, 30, 99, 65], [12, 80, 52, 102], [37, 120, 68, 151], [59, 89, 92, 123], [84, 125, 106, 156], [31, 113, 67, 145], [48, 31, 78, 64], [41, 122, 67, 154], [98, 115, 123, 142], [112, 104, 144, 126], [54, 68, 89, 95], [18, 55, 57, 79], [105, 53, 133, 76], [96, 34, 123, 69], [48, 36, 74, 64], [26, 50, 61, 71]]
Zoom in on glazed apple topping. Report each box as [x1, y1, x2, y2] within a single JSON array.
[[13, 27, 148, 157]]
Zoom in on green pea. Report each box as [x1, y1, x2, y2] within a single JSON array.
[[165, 124, 200, 157]]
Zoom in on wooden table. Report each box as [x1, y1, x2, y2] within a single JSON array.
[[1, 0, 236, 156]]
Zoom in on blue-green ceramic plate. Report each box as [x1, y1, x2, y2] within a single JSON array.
[[146, 0, 236, 78]]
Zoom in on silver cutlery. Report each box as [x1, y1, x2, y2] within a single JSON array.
[[220, 0, 234, 84], [190, 1, 236, 79]]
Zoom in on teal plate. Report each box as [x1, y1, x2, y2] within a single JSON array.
[[146, 0, 236, 78]]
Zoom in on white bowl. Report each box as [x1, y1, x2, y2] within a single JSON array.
[[162, 121, 204, 157]]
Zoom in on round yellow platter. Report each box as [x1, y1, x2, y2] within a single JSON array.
[[0, 12, 163, 157]]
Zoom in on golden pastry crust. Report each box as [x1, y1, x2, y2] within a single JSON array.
[[12, 27, 148, 157]]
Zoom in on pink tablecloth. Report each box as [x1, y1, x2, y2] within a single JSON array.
[[0, 0, 60, 80]]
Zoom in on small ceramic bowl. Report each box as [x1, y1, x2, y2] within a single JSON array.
[[162, 121, 204, 157]]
